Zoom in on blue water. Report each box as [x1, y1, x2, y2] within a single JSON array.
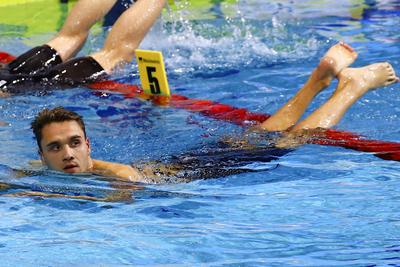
[[1, 0, 400, 266]]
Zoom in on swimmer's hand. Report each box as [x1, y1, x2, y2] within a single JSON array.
[[103, 190, 134, 203], [29, 160, 43, 167]]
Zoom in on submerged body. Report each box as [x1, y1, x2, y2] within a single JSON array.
[[135, 131, 292, 183]]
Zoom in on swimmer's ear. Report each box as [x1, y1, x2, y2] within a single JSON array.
[[86, 138, 91, 153], [39, 150, 45, 164]]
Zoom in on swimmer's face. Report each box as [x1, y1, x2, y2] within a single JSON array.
[[39, 121, 93, 174]]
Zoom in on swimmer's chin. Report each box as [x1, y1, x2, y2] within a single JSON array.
[[63, 167, 81, 174], [28, 160, 92, 175], [62, 164, 83, 173]]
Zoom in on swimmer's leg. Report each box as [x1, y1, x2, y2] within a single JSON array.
[[257, 42, 358, 132], [47, 0, 118, 61], [291, 63, 399, 130], [6, 45, 63, 75], [7, 0, 118, 74], [91, 0, 166, 73], [0, 57, 106, 94]]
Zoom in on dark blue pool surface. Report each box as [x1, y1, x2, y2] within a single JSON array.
[[1, 0, 400, 266]]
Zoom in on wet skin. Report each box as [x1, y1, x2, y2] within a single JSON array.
[[40, 121, 93, 173]]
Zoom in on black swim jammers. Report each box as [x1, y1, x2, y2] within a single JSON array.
[[1, 45, 106, 94], [134, 131, 292, 183]]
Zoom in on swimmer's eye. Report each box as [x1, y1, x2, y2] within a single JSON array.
[[70, 138, 82, 147], [48, 144, 61, 152]]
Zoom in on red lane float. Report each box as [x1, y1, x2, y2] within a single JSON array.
[[2, 52, 400, 161], [0, 52, 16, 64]]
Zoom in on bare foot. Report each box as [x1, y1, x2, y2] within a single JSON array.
[[307, 42, 358, 94], [314, 42, 358, 84], [322, 42, 358, 74], [337, 62, 399, 96]]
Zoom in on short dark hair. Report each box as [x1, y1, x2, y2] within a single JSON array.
[[31, 107, 87, 151]]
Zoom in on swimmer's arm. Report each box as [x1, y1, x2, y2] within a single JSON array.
[[92, 159, 143, 182], [2, 161, 43, 179], [1, 191, 103, 201], [1, 191, 131, 202], [28, 159, 143, 182]]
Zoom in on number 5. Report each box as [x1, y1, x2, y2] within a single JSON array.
[[146, 66, 161, 94]]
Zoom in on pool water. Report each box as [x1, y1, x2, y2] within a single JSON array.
[[1, 0, 400, 266]]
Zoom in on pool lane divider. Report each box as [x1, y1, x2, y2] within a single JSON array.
[[1, 51, 400, 162]]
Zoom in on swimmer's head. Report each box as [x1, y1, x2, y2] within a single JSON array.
[[31, 107, 87, 150], [31, 107, 92, 173]]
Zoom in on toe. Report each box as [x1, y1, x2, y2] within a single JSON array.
[[340, 42, 354, 52]]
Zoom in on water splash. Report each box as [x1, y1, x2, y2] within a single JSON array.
[[140, 1, 322, 78]]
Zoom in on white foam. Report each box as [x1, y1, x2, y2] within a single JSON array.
[[139, 5, 322, 77]]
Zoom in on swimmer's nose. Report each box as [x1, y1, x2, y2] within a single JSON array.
[[62, 146, 74, 161]]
